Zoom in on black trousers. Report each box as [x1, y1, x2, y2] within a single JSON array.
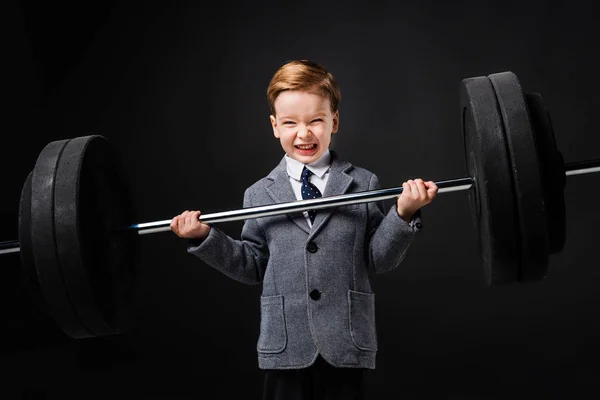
[[262, 355, 366, 400]]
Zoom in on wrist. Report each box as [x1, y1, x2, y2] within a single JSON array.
[[189, 226, 211, 241], [396, 206, 414, 223]]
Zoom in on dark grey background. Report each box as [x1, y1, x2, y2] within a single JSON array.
[[2, 1, 599, 399]]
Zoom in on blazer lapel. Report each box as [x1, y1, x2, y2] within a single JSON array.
[[265, 157, 311, 234], [308, 152, 354, 239]]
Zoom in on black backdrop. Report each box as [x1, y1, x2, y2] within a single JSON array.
[[2, 1, 599, 399]]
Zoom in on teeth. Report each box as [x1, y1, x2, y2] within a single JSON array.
[[296, 144, 315, 150]]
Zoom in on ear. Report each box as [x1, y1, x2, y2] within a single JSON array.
[[270, 115, 280, 138], [331, 110, 340, 134]]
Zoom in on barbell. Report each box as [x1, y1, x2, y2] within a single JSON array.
[[1, 71, 599, 340]]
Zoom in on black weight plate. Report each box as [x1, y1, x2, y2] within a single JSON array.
[[18, 171, 48, 318], [488, 72, 549, 283], [54, 135, 136, 337], [461, 76, 520, 286], [31, 139, 94, 338], [525, 92, 566, 254]]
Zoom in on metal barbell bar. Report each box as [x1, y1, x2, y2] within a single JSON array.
[[0, 159, 595, 250]]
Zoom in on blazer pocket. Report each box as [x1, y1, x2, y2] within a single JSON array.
[[257, 295, 287, 354], [348, 290, 378, 351]]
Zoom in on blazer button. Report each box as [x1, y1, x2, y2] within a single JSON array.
[[306, 242, 319, 253], [309, 289, 321, 300], [415, 222, 423, 230]]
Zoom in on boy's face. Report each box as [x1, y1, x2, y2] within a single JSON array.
[[270, 90, 339, 164]]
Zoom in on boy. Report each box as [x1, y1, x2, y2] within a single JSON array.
[[170, 60, 438, 400]]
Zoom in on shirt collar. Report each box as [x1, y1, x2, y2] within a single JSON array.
[[285, 149, 332, 181]]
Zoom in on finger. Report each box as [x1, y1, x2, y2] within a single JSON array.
[[191, 211, 201, 227], [170, 216, 178, 233], [401, 181, 410, 197], [178, 215, 186, 233], [179, 211, 188, 224], [425, 180, 438, 189], [185, 211, 195, 228], [414, 179, 427, 199], [425, 181, 439, 196], [408, 180, 419, 198]]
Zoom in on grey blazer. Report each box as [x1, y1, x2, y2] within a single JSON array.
[[188, 151, 422, 370]]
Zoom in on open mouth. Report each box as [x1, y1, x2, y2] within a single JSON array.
[[295, 144, 317, 150]]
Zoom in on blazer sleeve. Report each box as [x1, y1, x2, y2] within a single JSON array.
[[366, 173, 423, 274], [186, 188, 269, 285]]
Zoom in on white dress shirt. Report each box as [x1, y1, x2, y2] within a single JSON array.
[[284, 150, 331, 228]]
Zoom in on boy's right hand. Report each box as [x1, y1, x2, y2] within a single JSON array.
[[170, 210, 211, 240]]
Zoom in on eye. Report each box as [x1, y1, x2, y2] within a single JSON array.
[[283, 121, 296, 125], [311, 118, 323, 123]]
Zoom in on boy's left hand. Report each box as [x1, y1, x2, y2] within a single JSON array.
[[396, 179, 438, 222]]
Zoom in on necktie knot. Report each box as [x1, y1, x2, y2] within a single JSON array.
[[301, 166, 313, 180]]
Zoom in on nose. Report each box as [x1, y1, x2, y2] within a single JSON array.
[[297, 125, 311, 139]]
